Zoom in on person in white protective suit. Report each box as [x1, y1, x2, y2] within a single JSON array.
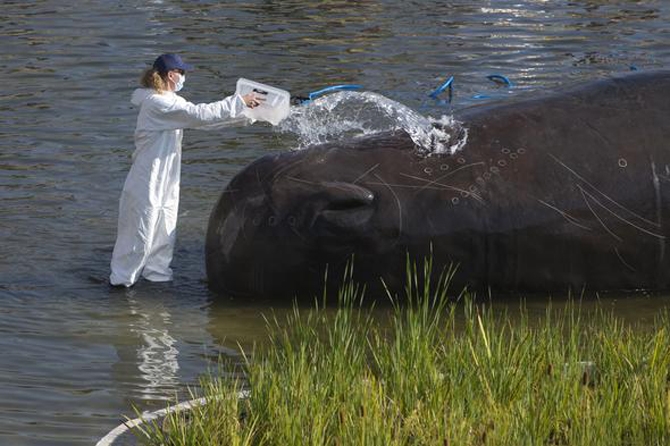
[[110, 53, 264, 287]]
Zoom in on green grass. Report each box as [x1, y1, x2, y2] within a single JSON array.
[[134, 260, 670, 445]]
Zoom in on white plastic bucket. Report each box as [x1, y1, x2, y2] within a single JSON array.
[[235, 78, 290, 125]]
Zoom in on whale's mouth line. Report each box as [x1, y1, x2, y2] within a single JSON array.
[[303, 182, 376, 234], [317, 205, 375, 230]]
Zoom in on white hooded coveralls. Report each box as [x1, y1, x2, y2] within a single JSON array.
[[110, 88, 247, 287]]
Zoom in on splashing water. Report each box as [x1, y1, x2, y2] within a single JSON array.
[[278, 91, 468, 155]]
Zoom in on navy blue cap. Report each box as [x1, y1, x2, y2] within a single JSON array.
[[152, 53, 194, 74]]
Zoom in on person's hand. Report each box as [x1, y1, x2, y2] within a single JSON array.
[[243, 92, 265, 108]]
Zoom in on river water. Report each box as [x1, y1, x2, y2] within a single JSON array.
[[2, 1, 670, 444]]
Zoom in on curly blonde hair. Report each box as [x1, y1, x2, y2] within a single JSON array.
[[140, 68, 168, 93]]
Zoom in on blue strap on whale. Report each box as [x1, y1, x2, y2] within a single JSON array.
[[486, 74, 513, 87], [309, 84, 363, 100], [472, 74, 514, 99], [421, 75, 455, 109], [429, 75, 454, 102], [292, 84, 363, 105]]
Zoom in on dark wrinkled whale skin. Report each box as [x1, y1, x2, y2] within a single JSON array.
[[206, 70, 670, 299]]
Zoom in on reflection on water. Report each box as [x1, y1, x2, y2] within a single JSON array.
[[127, 296, 181, 398], [1, 0, 670, 444]]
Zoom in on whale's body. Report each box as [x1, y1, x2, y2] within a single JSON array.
[[206, 71, 670, 298]]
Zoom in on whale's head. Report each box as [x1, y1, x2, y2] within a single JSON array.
[[205, 131, 423, 299]]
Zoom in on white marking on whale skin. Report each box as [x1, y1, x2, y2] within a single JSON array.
[[614, 247, 637, 272], [220, 200, 253, 260], [373, 173, 403, 238], [289, 224, 307, 242], [549, 153, 662, 228], [270, 158, 309, 186], [395, 173, 484, 203], [536, 199, 593, 231], [584, 120, 616, 149], [286, 175, 318, 186], [578, 186, 623, 242], [650, 159, 665, 261], [409, 161, 486, 193], [353, 163, 380, 184], [364, 180, 441, 190], [578, 184, 666, 240]]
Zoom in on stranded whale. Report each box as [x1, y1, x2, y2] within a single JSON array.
[[206, 71, 670, 298]]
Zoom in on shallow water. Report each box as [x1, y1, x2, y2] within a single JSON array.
[[2, 1, 670, 444]]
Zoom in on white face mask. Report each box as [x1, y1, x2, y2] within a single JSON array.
[[172, 73, 185, 92]]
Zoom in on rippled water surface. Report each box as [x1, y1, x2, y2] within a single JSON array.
[[2, 1, 670, 444]]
